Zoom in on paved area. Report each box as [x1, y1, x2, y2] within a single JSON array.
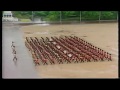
[[2, 23, 39, 78]]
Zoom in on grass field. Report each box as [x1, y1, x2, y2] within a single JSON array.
[[22, 23, 118, 78], [20, 19, 31, 22]]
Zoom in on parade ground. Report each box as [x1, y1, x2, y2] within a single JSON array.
[[2, 22, 118, 78], [22, 23, 118, 78]]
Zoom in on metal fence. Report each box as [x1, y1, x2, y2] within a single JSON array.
[[41, 11, 118, 24]]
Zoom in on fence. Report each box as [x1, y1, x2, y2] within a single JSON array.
[[40, 11, 118, 24]]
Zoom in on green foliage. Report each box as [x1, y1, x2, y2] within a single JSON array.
[[62, 11, 79, 19], [12, 11, 118, 21], [101, 11, 117, 20], [81, 11, 99, 20], [46, 11, 60, 21], [12, 11, 31, 19]]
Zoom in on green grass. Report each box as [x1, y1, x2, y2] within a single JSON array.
[[20, 19, 31, 22]]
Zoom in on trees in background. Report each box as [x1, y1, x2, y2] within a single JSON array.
[[12, 11, 118, 21]]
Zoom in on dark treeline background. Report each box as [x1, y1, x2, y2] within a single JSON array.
[[12, 11, 118, 21]]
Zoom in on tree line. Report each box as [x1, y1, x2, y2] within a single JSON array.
[[12, 11, 118, 21]]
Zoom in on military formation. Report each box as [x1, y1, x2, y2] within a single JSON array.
[[25, 36, 112, 66]]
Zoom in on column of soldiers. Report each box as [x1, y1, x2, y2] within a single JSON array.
[[11, 41, 17, 61]]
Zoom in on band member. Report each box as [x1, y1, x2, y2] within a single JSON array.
[[12, 49, 16, 54], [34, 58, 40, 66], [108, 54, 112, 61], [11, 41, 14, 47], [13, 54, 17, 61]]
